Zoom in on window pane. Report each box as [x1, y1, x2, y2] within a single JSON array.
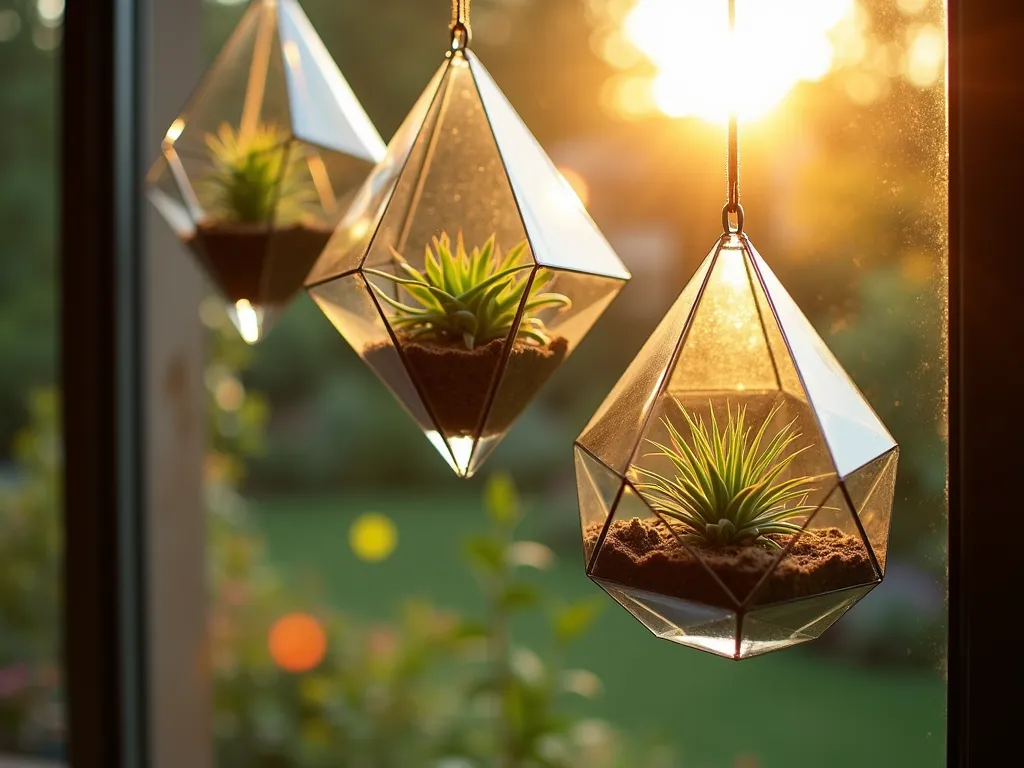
[[0, 0, 63, 762], [195, 1, 947, 766]]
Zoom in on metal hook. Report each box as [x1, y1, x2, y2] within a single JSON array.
[[722, 203, 745, 234], [450, 0, 471, 51]]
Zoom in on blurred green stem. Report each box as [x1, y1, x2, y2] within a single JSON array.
[[490, 512, 516, 768]]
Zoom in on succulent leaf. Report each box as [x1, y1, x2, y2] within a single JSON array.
[[199, 122, 315, 225], [634, 399, 828, 549], [366, 232, 571, 350]]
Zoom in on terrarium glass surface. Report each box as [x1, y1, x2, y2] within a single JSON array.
[[146, 0, 385, 343], [575, 232, 897, 660], [306, 49, 630, 477]]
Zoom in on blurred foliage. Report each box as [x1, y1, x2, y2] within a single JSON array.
[[0, 391, 62, 756], [0, 319, 673, 764], [0, 11, 58, 454]]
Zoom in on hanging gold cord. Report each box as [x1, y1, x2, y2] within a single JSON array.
[[451, 0, 472, 51], [723, 0, 743, 233]]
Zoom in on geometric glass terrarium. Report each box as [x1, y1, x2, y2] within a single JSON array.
[[306, 18, 630, 478], [575, 231, 898, 659], [146, 0, 385, 343]]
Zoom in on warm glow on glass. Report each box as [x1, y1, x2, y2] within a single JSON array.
[[717, 244, 750, 289], [905, 23, 945, 87], [283, 39, 301, 68], [624, 0, 854, 122], [233, 299, 261, 344], [558, 167, 591, 209], [268, 613, 327, 673], [349, 513, 398, 562], [897, 0, 929, 14], [164, 118, 185, 144]]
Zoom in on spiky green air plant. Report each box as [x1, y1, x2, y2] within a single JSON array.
[[633, 400, 827, 549], [365, 232, 571, 350], [199, 122, 315, 225]]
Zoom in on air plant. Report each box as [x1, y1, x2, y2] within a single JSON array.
[[199, 122, 315, 225], [365, 231, 571, 350], [633, 399, 826, 549]]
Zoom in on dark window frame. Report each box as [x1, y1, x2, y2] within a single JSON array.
[[60, 0, 1011, 765]]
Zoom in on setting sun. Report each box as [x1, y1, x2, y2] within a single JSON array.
[[623, 0, 854, 122]]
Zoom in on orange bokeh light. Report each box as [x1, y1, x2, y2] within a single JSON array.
[[268, 612, 327, 673]]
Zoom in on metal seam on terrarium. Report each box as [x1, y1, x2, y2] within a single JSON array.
[[241, 0, 277, 140], [394, 63, 457, 254], [737, 478, 843, 611], [743, 234, 843, 479], [741, 244, 783, 391], [467, 269, 540, 460], [617, 237, 724, 475], [256, 139, 296, 304], [837, 479, 885, 580]]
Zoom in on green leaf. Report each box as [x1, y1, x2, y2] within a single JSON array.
[[462, 535, 504, 574], [484, 473, 520, 525], [552, 597, 603, 646], [501, 582, 541, 610], [453, 620, 490, 642]]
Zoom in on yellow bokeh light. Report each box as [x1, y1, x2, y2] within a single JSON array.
[[897, 0, 930, 15], [624, 0, 855, 122], [844, 71, 884, 105], [349, 513, 398, 562], [214, 376, 244, 412], [905, 23, 945, 88]]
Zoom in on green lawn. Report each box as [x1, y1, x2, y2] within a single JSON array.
[[253, 491, 946, 768]]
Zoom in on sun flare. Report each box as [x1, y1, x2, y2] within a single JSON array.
[[623, 0, 855, 122]]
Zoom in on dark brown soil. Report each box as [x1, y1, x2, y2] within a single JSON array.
[[365, 334, 568, 436], [188, 221, 332, 305], [587, 517, 876, 610]]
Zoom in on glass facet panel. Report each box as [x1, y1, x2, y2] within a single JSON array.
[[467, 52, 631, 281], [364, 55, 532, 267], [306, 61, 449, 284], [745, 584, 876, 644], [145, 155, 196, 239], [574, 445, 624, 567], [747, 483, 879, 609], [276, 0, 385, 159], [307, 272, 436, 436], [668, 241, 778, 393], [577, 242, 717, 473], [469, 267, 625, 474], [590, 482, 738, 609], [747, 241, 898, 478], [845, 447, 899, 574], [597, 581, 740, 659]]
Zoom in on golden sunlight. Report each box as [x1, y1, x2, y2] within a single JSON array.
[[623, 0, 855, 122]]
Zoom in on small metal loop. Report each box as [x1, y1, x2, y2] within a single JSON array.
[[450, 21, 471, 51], [722, 203, 744, 234]]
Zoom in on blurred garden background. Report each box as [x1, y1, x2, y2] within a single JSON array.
[[0, 0, 947, 766]]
